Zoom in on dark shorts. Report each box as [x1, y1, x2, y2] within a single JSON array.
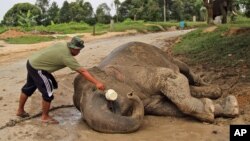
[[21, 61, 58, 102]]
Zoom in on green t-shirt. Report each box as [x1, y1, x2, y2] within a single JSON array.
[[29, 42, 82, 73]]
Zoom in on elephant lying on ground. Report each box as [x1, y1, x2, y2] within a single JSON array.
[[73, 42, 239, 133]]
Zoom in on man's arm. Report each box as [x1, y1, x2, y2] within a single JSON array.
[[76, 67, 105, 90]]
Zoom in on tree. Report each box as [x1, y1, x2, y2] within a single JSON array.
[[35, 0, 50, 13], [164, 0, 166, 22], [246, 2, 250, 17], [47, 1, 60, 24], [200, 6, 207, 21], [82, 2, 94, 24], [236, 0, 250, 17], [35, 0, 50, 25], [203, 0, 214, 24], [143, 0, 161, 21], [182, 0, 197, 21], [171, 0, 184, 21], [2, 3, 41, 26], [59, 1, 72, 23], [70, 1, 85, 22], [130, 0, 145, 21], [114, 0, 121, 22], [69, 0, 93, 23], [96, 3, 111, 24], [159, 0, 173, 21], [194, 0, 205, 21], [117, 0, 133, 21]]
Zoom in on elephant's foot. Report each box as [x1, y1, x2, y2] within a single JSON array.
[[222, 95, 239, 117], [214, 95, 239, 118], [190, 85, 222, 99], [194, 98, 215, 123]]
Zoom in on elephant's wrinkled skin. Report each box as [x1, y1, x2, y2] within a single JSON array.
[[73, 42, 239, 133]]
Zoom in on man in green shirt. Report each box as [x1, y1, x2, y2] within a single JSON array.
[[16, 36, 105, 124]]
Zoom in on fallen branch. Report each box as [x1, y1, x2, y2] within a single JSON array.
[[0, 104, 74, 130]]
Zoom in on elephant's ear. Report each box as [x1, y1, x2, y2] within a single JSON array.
[[73, 74, 94, 111], [81, 90, 144, 133]]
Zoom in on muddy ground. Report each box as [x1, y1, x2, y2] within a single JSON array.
[[0, 30, 249, 141]]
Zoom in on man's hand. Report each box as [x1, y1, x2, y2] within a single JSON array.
[[77, 67, 105, 91], [96, 82, 105, 91]]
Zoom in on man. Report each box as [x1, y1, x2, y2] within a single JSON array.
[[16, 36, 105, 124]]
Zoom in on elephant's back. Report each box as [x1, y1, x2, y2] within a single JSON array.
[[98, 42, 178, 70]]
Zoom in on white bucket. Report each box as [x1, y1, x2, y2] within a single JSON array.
[[105, 89, 118, 101]]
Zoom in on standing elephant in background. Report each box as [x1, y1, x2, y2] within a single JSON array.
[[73, 42, 239, 133], [204, 0, 234, 24], [213, 0, 232, 23]]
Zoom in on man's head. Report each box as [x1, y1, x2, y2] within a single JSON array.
[[68, 36, 85, 56]]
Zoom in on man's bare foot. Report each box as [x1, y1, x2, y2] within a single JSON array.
[[41, 117, 59, 124], [16, 110, 30, 118]]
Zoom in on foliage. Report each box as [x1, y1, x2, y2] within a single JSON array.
[[171, 0, 184, 20], [1, 20, 204, 40], [200, 6, 207, 21], [0, 26, 8, 34], [58, 0, 94, 24], [35, 0, 49, 13], [229, 15, 250, 26], [4, 35, 55, 44], [17, 10, 38, 28], [142, 0, 161, 21], [34, 22, 91, 34], [2, 3, 41, 26], [173, 22, 250, 67], [4, 0, 246, 26], [59, 1, 71, 23], [46, 2, 60, 25], [96, 3, 111, 24], [244, 1, 250, 17], [114, 0, 121, 22], [81, 2, 94, 24]]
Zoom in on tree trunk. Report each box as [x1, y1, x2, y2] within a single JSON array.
[[221, 0, 228, 23], [163, 0, 166, 22], [134, 14, 137, 21], [203, 0, 214, 24], [116, 5, 119, 23], [92, 25, 96, 36]]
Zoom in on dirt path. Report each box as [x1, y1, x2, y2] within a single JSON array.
[[0, 30, 247, 141]]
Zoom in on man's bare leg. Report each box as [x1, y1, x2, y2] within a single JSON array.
[[41, 100, 59, 124], [16, 93, 29, 117]]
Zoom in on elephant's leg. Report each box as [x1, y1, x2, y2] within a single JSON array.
[[190, 85, 222, 99], [144, 95, 184, 117], [156, 68, 215, 122], [214, 95, 239, 118], [173, 59, 208, 86]]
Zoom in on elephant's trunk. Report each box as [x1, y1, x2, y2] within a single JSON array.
[[81, 91, 144, 133]]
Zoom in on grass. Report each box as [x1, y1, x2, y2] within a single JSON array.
[[1, 20, 206, 44], [4, 35, 56, 44], [34, 22, 91, 34], [30, 20, 206, 34], [230, 15, 250, 27], [0, 26, 8, 34], [173, 16, 250, 68]]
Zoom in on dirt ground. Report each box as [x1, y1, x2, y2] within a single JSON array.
[[0, 30, 249, 141]]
